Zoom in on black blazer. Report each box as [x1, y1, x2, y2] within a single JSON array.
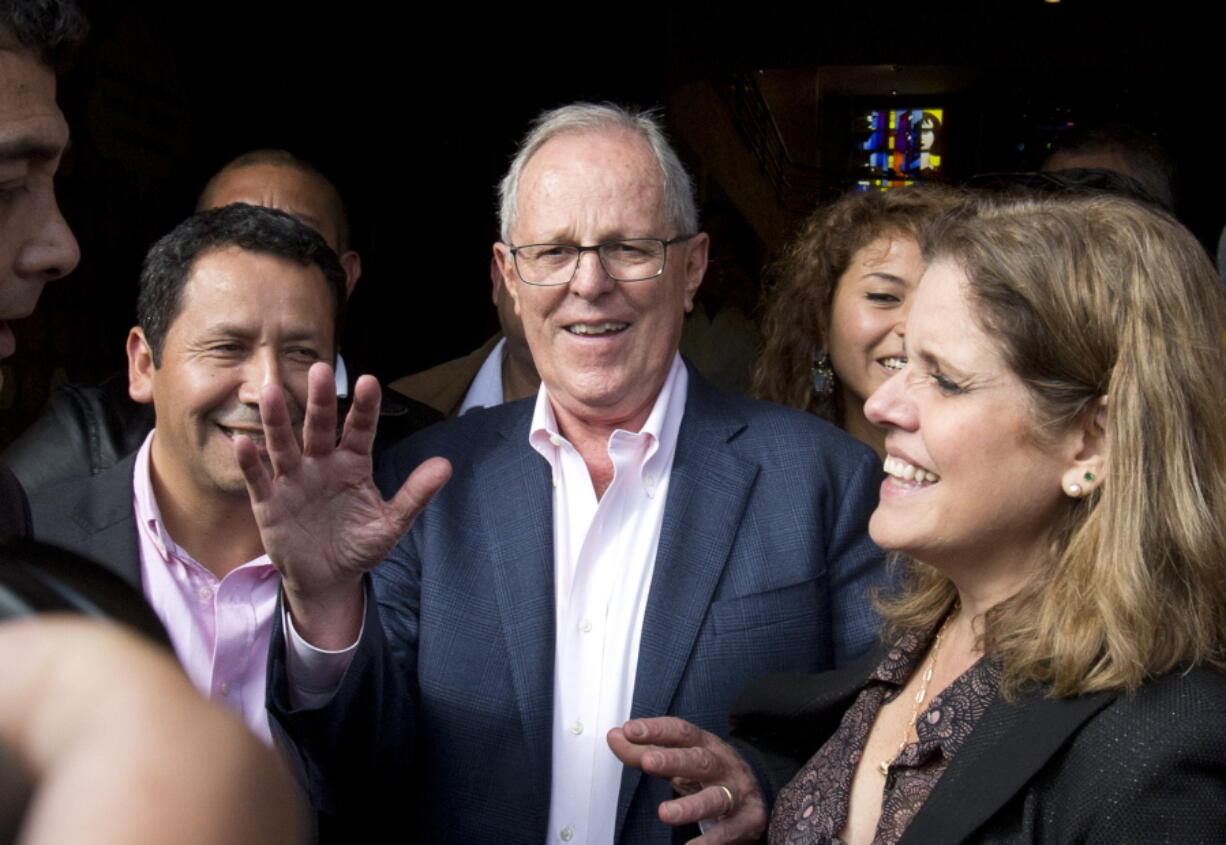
[[27, 450, 142, 589], [732, 645, 1226, 844]]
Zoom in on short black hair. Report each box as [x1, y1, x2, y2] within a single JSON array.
[[0, 0, 88, 70], [138, 203, 346, 366]]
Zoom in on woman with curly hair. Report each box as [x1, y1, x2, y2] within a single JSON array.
[[754, 187, 961, 458]]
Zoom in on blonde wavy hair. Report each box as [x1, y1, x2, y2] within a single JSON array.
[[881, 194, 1226, 697], [753, 186, 963, 426]]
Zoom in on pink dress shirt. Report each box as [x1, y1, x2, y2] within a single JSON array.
[[132, 433, 280, 744]]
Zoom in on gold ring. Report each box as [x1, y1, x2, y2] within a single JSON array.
[[716, 784, 735, 819]]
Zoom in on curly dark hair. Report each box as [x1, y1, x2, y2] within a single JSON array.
[[752, 185, 963, 425], [138, 203, 346, 366], [0, 0, 88, 70]]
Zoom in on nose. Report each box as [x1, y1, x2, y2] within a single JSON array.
[[15, 193, 80, 284], [567, 247, 617, 301], [237, 349, 285, 407], [892, 299, 912, 340], [864, 365, 914, 431]]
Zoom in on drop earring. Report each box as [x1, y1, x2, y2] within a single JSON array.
[[811, 353, 835, 399]]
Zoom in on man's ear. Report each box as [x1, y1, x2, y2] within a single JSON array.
[[1061, 395, 1108, 498], [127, 327, 156, 406], [681, 232, 709, 314], [492, 242, 521, 316], [339, 250, 362, 297]]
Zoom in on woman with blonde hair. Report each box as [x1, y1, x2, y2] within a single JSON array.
[[610, 193, 1226, 843], [754, 187, 961, 457]]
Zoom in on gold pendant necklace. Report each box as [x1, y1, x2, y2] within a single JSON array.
[[878, 605, 959, 777]]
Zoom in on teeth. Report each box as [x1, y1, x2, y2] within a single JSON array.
[[883, 455, 940, 484], [567, 321, 628, 335], [221, 427, 265, 444], [880, 356, 907, 371]]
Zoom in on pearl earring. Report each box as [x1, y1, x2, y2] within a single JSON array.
[[1068, 483, 1082, 497]]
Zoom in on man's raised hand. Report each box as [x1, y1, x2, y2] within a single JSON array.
[[235, 362, 450, 648]]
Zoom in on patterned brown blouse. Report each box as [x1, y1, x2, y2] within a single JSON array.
[[768, 628, 1001, 845]]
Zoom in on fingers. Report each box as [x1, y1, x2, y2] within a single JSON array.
[[301, 362, 339, 457], [658, 784, 731, 826], [258, 383, 302, 477], [608, 720, 720, 784], [338, 374, 382, 456], [623, 716, 705, 748], [608, 718, 767, 841], [670, 786, 768, 844], [386, 457, 452, 537], [234, 435, 272, 504], [641, 744, 721, 782]]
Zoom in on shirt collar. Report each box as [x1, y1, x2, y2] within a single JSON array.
[[529, 352, 688, 457], [132, 429, 172, 561], [457, 336, 507, 415], [132, 428, 274, 575], [334, 354, 349, 399]]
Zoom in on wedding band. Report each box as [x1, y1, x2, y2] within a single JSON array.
[[716, 784, 735, 819]]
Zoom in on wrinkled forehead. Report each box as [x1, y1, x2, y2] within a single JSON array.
[[513, 130, 667, 239], [0, 47, 68, 153], [203, 164, 342, 250]]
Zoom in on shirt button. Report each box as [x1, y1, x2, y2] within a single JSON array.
[[570, 721, 584, 735], [549, 435, 561, 446], [578, 618, 592, 633], [644, 473, 655, 487], [219, 682, 230, 696], [559, 826, 574, 841], [197, 586, 212, 601]]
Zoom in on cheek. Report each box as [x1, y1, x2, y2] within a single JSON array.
[[173, 366, 241, 415], [284, 370, 314, 410]]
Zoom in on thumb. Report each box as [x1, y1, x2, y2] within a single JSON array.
[[387, 457, 452, 535]]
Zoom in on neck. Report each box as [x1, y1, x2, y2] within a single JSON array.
[[501, 343, 540, 404], [549, 395, 656, 501], [841, 394, 886, 460], [148, 460, 263, 579]]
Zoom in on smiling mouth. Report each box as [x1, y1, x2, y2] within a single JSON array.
[[565, 321, 629, 336], [878, 356, 907, 372], [884, 454, 940, 485], [217, 425, 267, 446]]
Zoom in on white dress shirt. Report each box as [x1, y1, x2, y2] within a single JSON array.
[[457, 336, 507, 415], [533, 353, 688, 845]]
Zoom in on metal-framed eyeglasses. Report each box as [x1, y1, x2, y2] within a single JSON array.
[[506, 235, 697, 286]]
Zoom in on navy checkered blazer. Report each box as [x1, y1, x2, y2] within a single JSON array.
[[270, 365, 885, 843]]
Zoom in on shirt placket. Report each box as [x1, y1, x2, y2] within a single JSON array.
[[212, 570, 256, 719], [552, 437, 601, 844]]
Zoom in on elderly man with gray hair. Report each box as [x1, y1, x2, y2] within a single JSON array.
[[254, 102, 885, 843]]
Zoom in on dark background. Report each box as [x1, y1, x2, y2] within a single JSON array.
[[3, 0, 1219, 445]]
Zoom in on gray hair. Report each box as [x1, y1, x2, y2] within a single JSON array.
[[497, 102, 699, 242]]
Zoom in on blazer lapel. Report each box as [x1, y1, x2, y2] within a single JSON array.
[[731, 647, 887, 799], [900, 685, 1116, 844], [66, 452, 143, 588], [616, 372, 759, 834], [478, 405, 558, 795]]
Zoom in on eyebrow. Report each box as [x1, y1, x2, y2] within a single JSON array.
[[200, 323, 330, 342], [861, 272, 910, 285]]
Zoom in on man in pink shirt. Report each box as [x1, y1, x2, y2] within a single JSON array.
[[29, 201, 347, 743]]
